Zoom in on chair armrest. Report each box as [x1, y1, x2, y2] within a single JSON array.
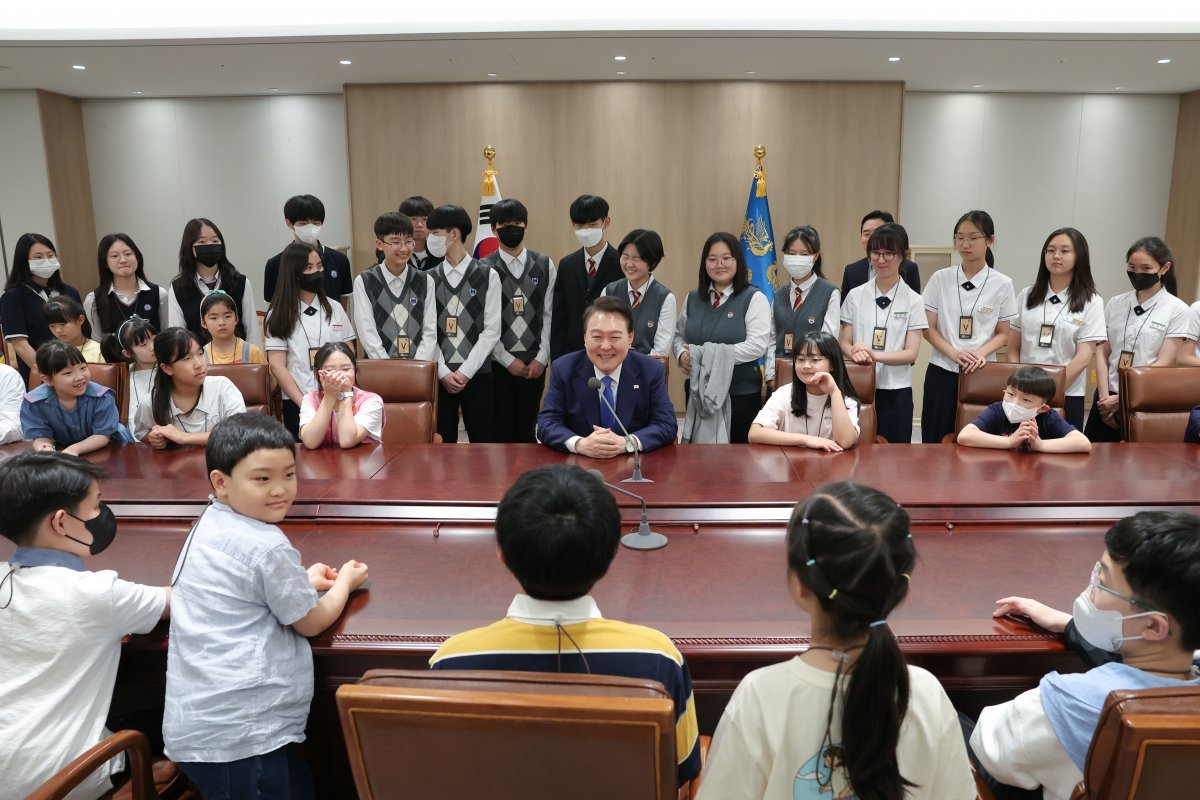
[[26, 729, 155, 800]]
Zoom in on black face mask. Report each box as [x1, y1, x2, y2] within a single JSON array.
[[496, 225, 526, 249], [194, 243, 225, 267], [1127, 270, 1161, 292], [65, 503, 118, 555], [298, 271, 324, 292]]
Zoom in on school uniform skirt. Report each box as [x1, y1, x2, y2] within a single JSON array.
[[875, 387, 914, 444], [1083, 389, 1123, 443], [920, 364, 960, 444]]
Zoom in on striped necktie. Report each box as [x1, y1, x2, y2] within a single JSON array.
[[793, 288, 804, 311], [587, 257, 596, 279], [630, 289, 641, 309]]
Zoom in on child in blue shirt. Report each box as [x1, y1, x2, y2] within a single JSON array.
[[20, 340, 129, 455], [163, 413, 368, 798], [957, 365, 1091, 453]]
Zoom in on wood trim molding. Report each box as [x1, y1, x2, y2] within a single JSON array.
[[1166, 89, 1200, 302], [35, 90, 97, 293]]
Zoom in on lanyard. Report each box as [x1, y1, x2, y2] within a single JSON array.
[[1122, 297, 1161, 353], [873, 279, 901, 331], [956, 266, 991, 322], [1041, 291, 1069, 327]]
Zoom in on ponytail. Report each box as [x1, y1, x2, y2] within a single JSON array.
[[954, 210, 996, 268], [839, 622, 911, 800]]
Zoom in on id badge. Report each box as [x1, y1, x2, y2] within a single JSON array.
[[1118, 350, 1134, 370], [871, 326, 887, 351], [512, 295, 525, 314], [445, 316, 458, 336], [783, 332, 794, 354], [396, 335, 411, 356], [1038, 324, 1055, 348], [958, 315, 974, 340], [308, 347, 320, 368]]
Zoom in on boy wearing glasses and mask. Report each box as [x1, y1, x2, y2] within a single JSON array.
[[353, 212, 437, 361], [967, 511, 1200, 800]]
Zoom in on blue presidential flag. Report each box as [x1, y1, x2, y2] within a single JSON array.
[[739, 151, 778, 295]]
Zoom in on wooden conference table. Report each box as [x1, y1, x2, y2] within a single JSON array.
[[3, 441, 1198, 794]]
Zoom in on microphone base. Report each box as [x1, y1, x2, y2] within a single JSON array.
[[621, 476, 653, 483], [621, 529, 668, 551]]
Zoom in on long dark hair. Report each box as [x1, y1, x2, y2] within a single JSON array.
[[787, 481, 917, 800], [1027, 228, 1098, 313], [790, 332, 859, 418], [697, 232, 749, 295], [43, 295, 93, 340], [265, 242, 329, 339], [94, 233, 151, 335], [1126, 236, 1178, 296], [7, 233, 67, 292], [954, 210, 995, 268], [782, 225, 823, 277], [150, 327, 203, 426], [173, 218, 240, 302]]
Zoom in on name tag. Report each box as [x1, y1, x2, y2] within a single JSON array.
[[444, 317, 458, 336], [396, 335, 411, 356], [1068, 317, 1085, 327], [1149, 320, 1166, 331], [1038, 324, 1055, 348], [871, 327, 887, 351], [980, 306, 994, 314], [783, 332, 794, 354], [893, 310, 907, 318], [308, 347, 320, 368], [958, 316, 974, 339], [1119, 350, 1135, 370], [512, 295, 525, 314]]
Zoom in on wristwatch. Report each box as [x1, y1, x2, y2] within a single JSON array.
[[625, 439, 636, 454], [337, 391, 354, 401]]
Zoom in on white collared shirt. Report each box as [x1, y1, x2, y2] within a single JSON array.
[[1101, 288, 1190, 390], [505, 594, 603, 627], [83, 279, 170, 335], [671, 286, 772, 364], [1185, 300, 1200, 359], [1011, 286, 1106, 397], [265, 298, 356, 395], [753, 383, 860, 438], [167, 273, 263, 350], [352, 262, 438, 361], [581, 243, 610, 275], [0, 363, 25, 444], [132, 375, 247, 440], [127, 367, 155, 440], [841, 278, 929, 390], [435, 252, 502, 380], [601, 274, 678, 357], [923, 265, 1018, 372], [764, 274, 842, 381], [492, 247, 557, 368]]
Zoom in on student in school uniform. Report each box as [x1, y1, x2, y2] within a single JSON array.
[[840, 210, 922, 296], [1008, 228, 1107, 431], [601, 229, 675, 357], [44, 296, 103, 363], [265, 242, 357, 439], [263, 194, 352, 305], [550, 195, 622, 360], [401, 196, 443, 273], [1, 233, 83, 382], [840, 223, 928, 444], [353, 212, 438, 361], [168, 217, 263, 352], [957, 365, 1092, 454], [108, 316, 158, 437], [427, 204, 502, 444], [921, 210, 1017, 444], [481, 198, 556, 443], [1085, 237, 1190, 443], [1177, 298, 1200, 367], [766, 225, 840, 388], [83, 233, 169, 339]]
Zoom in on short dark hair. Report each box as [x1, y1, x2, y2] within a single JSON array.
[[284, 194, 326, 223], [1007, 366, 1057, 404], [0, 452, 104, 545], [490, 198, 529, 227], [697, 231, 749, 295], [312, 340, 357, 374], [35, 340, 86, 377], [781, 225, 823, 277], [866, 223, 910, 259], [1105, 511, 1200, 649], [206, 413, 295, 478], [569, 195, 609, 225], [582, 295, 634, 334], [43, 295, 92, 340], [861, 210, 895, 230], [427, 204, 472, 240], [374, 212, 414, 240], [495, 465, 621, 600], [617, 229, 665, 271], [399, 196, 434, 217]]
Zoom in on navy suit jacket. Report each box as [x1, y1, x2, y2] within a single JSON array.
[[537, 349, 677, 453], [840, 257, 922, 297], [550, 245, 624, 359]]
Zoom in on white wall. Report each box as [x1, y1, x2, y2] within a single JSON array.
[[82, 94, 353, 305], [0, 90, 56, 278], [900, 92, 1182, 303]]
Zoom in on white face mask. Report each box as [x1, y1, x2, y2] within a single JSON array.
[[1002, 401, 1040, 424], [425, 233, 448, 258], [575, 227, 604, 248], [293, 223, 322, 245], [782, 254, 816, 279], [1072, 588, 1162, 653], [29, 257, 60, 279]]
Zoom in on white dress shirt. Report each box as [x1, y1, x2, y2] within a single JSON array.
[[0, 363, 25, 444], [672, 286, 772, 365], [1010, 286, 1106, 397], [264, 298, 356, 395], [602, 274, 678, 357], [923, 265, 1018, 372], [83, 280, 170, 335], [841, 278, 929, 390], [1101, 287, 1190, 390], [565, 362, 644, 453], [491, 247, 557, 368], [132, 375, 247, 440], [352, 263, 438, 361], [435, 252, 502, 380]]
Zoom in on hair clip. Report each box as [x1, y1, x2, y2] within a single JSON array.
[[806, 558, 816, 566], [827, 588, 838, 600], [900, 573, 911, 582], [869, 620, 888, 628]]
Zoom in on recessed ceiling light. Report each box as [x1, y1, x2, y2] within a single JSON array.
[[267, 87, 279, 92], [745, 71, 756, 75], [1157, 58, 1171, 64], [487, 72, 498, 77], [888, 57, 900, 62], [339, 60, 352, 65], [72, 64, 85, 70], [973, 84, 983, 89], [617, 71, 626, 75], [1114, 86, 1124, 90], [132, 91, 142, 95], [614, 55, 626, 61]]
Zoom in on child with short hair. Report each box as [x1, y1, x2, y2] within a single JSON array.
[[698, 481, 975, 799], [164, 413, 369, 797], [0, 451, 169, 799], [44, 295, 102, 362], [551, 194, 619, 359], [104, 316, 159, 434], [200, 290, 267, 365], [957, 365, 1091, 453], [263, 194, 352, 304], [400, 195, 440, 272], [21, 341, 128, 455], [431, 463, 701, 785], [352, 211, 437, 361], [299, 342, 383, 449], [602, 228, 674, 357]]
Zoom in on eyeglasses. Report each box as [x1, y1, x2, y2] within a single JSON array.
[[107, 251, 136, 262], [954, 235, 986, 245], [793, 355, 828, 366], [869, 250, 899, 262], [382, 238, 416, 248], [1044, 248, 1073, 257], [706, 256, 737, 266], [1089, 561, 1156, 611]]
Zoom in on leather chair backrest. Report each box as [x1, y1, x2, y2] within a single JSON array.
[[29, 362, 130, 427], [774, 357, 877, 446], [337, 669, 678, 800], [954, 362, 1067, 437], [1071, 686, 1200, 800], [650, 354, 669, 384], [1119, 366, 1200, 443], [353, 359, 438, 444], [205, 363, 275, 418]]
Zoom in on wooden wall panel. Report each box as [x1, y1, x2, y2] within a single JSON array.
[[345, 81, 904, 406], [36, 90, 98, 293], [1165, 89, 1200, 302]]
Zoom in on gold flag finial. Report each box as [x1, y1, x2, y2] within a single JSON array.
[[482, 146, 497, 194], [753, 145, 767, 198]]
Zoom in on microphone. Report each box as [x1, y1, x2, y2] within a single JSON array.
[[587, 469, 668, 551], [586, 376, 652, 483]]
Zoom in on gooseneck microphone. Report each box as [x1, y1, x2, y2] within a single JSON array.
[[586, 376, 652, 483], [587, 469, 668, 551]]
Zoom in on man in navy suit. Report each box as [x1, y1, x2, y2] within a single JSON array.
[[841, 210, 921, 295], [538, 296, 677, 457]]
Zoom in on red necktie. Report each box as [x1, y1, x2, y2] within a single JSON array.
[[587, 257, 596, 279], [712, 291, 721, 309], [793, 288, 803, 311], [630, 290, 641, 309]]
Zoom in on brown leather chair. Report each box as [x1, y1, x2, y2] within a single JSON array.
[[29, 361, 131, 427], [206, 363, 277, 419], [26, 729, 194, 800], [1119, 366, 1200, 443], [1070, 686, 1200, 800], [353, 359, 439, 444], [944, 361, 1067, 442], [337, 668, 679, 800], [651, 353, 669, 383], [773, 357, 879, 446]]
